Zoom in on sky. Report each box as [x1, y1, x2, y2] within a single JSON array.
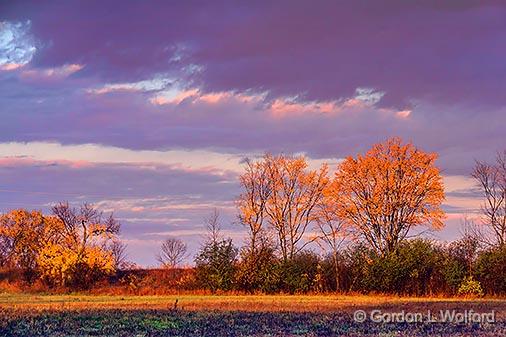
[[0, 1, 504, 266]]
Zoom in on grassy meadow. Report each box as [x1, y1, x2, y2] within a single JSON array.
[[1, 294, 505, 336]]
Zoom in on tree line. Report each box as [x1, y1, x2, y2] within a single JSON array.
[[1, 137, 505, 295]]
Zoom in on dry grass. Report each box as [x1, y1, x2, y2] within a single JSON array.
[[2, 293, 506, 317]]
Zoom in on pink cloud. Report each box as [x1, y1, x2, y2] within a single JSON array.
[[198, 91, 264, 105], [0, 63, 24, 71], [150, 88, 199, 105], [396, 110, 412, 119], [20, 64, 84, 82], [269, 98, 340, 117], [0, 157, 93, 169]]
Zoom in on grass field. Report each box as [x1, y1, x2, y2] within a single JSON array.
[[1, 294, 505, 336]]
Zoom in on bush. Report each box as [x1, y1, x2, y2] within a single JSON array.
[[194, 239, 238, 292], [37, 244, 114, 289], [236, 245, 280, 293], [439, 236, 479, 294], [457, 276, 483, 298], [340, 240, 446, 295], [278, 251, 321, 294], [340, 244, 371, 292], [474, 246, 506, 295]]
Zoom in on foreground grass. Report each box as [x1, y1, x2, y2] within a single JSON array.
[[1, 294, 505, 336], [1, 309, 505, 337]]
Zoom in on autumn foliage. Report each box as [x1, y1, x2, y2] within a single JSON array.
[[0, 203, 120, 289], [330, 137, 445, 255]]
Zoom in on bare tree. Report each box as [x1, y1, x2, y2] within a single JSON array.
[[157, 237, 188, 268], [205, 208, 222, 245], [472, 151, 506, 247], [51, 202, 120, 259], [109, 239, 128, 270]]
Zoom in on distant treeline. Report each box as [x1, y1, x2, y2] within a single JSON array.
[[0, 138, 505, 296]]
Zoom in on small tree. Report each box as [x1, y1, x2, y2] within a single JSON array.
[[157, 238, 187, 268], [204, 208, 221, 245], [109, 239, 128, 270], [0, 209, 62, 281], [194, 239, 238, 292], [474, 245, 506, 295], [194, 210, 238, 292], [236, 243, 278, 293], [278, 251, 321, 294]]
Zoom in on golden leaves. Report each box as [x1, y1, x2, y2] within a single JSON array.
[[0, 205, 119, 287]]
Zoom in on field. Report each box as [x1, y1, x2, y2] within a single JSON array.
[[1, 294, 506, 336]]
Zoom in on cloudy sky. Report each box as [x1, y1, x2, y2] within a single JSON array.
[[0, 1, 504, 265]]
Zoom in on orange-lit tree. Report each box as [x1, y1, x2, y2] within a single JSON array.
[[331, 138, 445, 256], [236, 158, 272, 256], [313, 190, 353, 291], [0, 209, 62, 280], [36, 202, 120, 287], [237, 154, 328, 262]]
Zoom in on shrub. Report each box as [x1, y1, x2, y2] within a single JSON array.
[[474, 246, 506, 295], [341, 240, 446, 295], [340, 244, 371, 292], [318, 254, 343, 292], [441, 255, 467, 294], [37, 244, 114, 289], [236, 245, 279, 293], [194, 239, 238, 292], [457, 276, 483, 298], [120, 273, 142, 293], [278, 251, 321, 294], [440, 236, 479, 294]]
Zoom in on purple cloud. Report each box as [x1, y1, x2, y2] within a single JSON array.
[[2, 1, 506, 108]]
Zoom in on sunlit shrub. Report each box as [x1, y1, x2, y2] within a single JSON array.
[[37, 244, 114, 289], [457, 276, 483, 298]]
